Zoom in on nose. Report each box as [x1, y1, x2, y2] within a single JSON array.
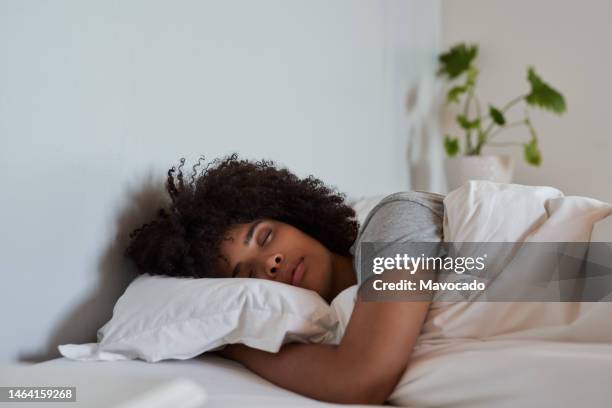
[[265, 253, 284, 279]]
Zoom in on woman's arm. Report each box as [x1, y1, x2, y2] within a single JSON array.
[[217, 272, 432, 405]]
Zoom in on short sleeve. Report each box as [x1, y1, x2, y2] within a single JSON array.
[[349, 191, 445, 287]]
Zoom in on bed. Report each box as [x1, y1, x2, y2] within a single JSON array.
[[36, 339, 612, 408], [34, 354, 380, 407], [39, 182, 612, 407], [389, 338, 612, 407]]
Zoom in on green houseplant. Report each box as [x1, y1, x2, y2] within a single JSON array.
[[438, 43, 567, 189]]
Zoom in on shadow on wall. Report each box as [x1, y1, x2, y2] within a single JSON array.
[[18, 170, 170, 363]]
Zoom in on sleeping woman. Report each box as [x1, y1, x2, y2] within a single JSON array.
[[124, 153, 444, 405]]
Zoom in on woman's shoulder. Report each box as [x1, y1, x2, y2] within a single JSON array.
[[351, 190, 445, 248], [373, 190, 445, 218], [360, 191, 445, 232], [349, 190, 445, 285]]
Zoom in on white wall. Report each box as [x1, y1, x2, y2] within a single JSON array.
[[441, 0, 612, 204], [0, 0, 440, 362]]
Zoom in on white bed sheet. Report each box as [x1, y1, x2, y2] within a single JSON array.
[[390, 339, 612, 408], [38, 341, 612, 408], [36, 355, 380, 408]]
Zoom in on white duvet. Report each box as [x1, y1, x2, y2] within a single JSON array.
[[330, 181, 612, 407]]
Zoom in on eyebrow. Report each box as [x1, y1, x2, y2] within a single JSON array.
[[231, 219, 265, 278]]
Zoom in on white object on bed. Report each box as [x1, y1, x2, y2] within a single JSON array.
[[58, 195, 386, 363], [35, 356, 379, 408], [1, 361, 208, 408], [59, 275, 339, 362], [398, 181, 612, 406], [45, 341, 612, 408], [443, 180, 612, 243], [331, 181, 612, 407], [390, 339, 612, 408], [420, 180, 612, 343]]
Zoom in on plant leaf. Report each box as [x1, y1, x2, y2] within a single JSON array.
[[447, 85, 467, 103], [524, 138, 542, 166], [444, 135, 460, 157], [446, 66, 479, 104], [489, 105, 506, 125], [438, 43, 478, 79], [457, 115, 481, 130], [525, 67, 567, 114]]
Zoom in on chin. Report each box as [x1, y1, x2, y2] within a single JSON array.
[[300, 277, 324, 297]]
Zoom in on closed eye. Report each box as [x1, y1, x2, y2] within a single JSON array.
[[260, 229, 272, 246]]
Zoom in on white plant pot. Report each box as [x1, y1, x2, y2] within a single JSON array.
[[445, 155, 514, 192]]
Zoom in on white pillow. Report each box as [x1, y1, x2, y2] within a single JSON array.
[[58, 197, 376, 363], [424, 180, 612, 342], [58, 274, 340, 362], [443, 180, 612, 242]]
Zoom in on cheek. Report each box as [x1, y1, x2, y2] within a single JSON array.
[[304, 250, 333, 290]]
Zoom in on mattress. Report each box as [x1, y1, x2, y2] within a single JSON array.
[[37, 340, 612, 407], [35, 354, 379, 407], [390, 339, 612, 408]]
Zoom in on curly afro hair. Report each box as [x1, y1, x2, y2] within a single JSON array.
[[124, 153, 360, 278]]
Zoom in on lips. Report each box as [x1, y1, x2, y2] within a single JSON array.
[[289, 257, 305, 286]]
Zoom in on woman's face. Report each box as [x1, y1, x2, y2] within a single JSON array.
[[215, 218, 335, 299]]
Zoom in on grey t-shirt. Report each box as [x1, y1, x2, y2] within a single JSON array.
[[349, 191, 445, 286]]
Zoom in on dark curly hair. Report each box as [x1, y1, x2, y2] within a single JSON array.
[[124, 153, 360, 278]]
